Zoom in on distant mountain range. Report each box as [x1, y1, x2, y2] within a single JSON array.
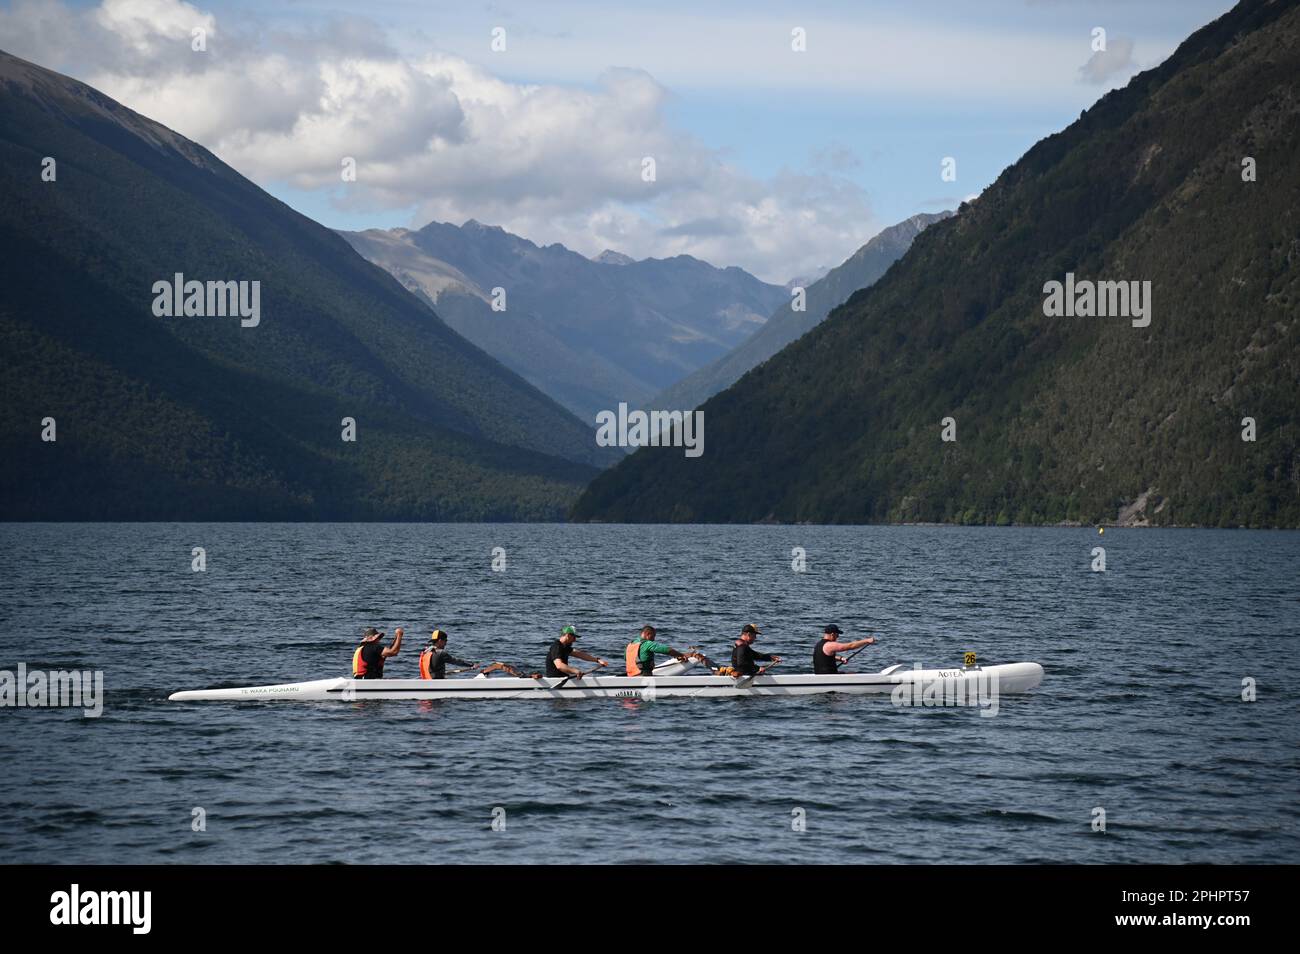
[[574, 0, 1300, 528], [341, 222, 787, 422], [651, 211, 951, 413], [0, 49, 615, 520]]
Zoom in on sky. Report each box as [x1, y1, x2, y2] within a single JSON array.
[[0, 0, 1236, 282]]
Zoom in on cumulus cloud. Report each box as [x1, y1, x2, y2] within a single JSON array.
[[1078, 36, 1139, 86], [0, 0, 873, 281]]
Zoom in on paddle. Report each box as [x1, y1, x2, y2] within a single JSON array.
[[736, 658, 781, 687], [837, 636, 879, 671], [546, 665, 603, 692]]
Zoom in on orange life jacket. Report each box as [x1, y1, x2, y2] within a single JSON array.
[[625, 641, 642, 676], [419, 647, 435, 680], [353, 636, 382, 678]]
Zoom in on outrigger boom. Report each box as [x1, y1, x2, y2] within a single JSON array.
[[168, 661, 1044, 703]]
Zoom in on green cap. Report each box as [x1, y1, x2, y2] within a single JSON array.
[[560, 624, 579, 637]]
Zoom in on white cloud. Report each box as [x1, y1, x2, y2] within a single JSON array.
[[0, 0, 874, 281], [93, 0, 210, 54], [1078, 36, 1140, 86]]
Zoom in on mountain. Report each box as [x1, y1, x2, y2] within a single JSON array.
[[0, 49, 614, 521], [341, 221, 787, 422], [574, 0, 1300, 528], [784, 269, 830, 291], [651, 211, 951, 412]]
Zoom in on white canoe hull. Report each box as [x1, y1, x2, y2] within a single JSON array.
[[168, 662, 1044, 703]]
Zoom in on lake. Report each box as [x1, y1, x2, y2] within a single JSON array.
[[1, 523, 1296, 864]]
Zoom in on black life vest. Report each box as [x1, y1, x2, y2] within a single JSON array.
[[812, 637, 839, 674]]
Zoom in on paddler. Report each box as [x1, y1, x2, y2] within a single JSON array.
[[544, 625, 610, 679], [624, 625, 691, 676], [352, 626, 403, 679], [729, 623, 779, 677], [418, 630, 476, 680], [812, 624, 875, 674]]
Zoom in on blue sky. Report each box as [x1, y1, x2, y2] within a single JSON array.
[[6, 0, 1237, 279]]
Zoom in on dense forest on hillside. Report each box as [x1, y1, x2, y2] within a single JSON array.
[[575, 0, 1300, 528], [651, 212, 951, 413], [0, 50, 608, 520]]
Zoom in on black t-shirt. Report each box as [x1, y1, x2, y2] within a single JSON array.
[[545, 639, 572, 677], [730, 641, 774, 676], [359, 640, 386, 679]]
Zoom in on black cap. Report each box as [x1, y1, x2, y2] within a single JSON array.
[[824, 624, 842, 635]]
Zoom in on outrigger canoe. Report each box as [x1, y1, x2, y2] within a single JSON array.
[[168, 661, 1044, 703]]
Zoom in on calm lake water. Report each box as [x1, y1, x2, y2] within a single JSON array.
[[1, 523, 1297, 864]]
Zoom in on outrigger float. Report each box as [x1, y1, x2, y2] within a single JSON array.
[[168, 660, 1044, 703]]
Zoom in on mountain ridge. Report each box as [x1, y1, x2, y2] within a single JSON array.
[[342, 219, 789, 421], [651, 210, 952, 413], [573, 0, 1300, 528], [0, 48, 612, 520]]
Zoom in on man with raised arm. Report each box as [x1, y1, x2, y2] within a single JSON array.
[[352, 626, 403, 679]]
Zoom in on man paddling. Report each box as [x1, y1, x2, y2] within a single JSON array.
[[418, 630, 476, 680], [352, 627, 403, 679], [730, 623, 779, 677], [545, 625, 610, 679], [812, 624, 875, 674], [624, 625, 691, 676]]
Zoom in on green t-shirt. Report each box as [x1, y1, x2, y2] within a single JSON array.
[[638, 639, 673, 663]]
